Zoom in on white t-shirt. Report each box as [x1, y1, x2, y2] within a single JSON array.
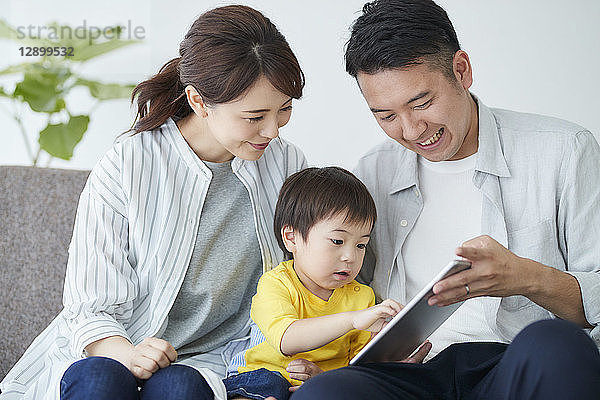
[[402, 154, 505, 360]]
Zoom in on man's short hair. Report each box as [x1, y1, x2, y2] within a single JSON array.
[[345, 0, 460, 79]]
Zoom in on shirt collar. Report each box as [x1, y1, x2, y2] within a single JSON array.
[[390, 150, 419, 194], [474, 95, 511, 178], [165, 117, 247, 174]]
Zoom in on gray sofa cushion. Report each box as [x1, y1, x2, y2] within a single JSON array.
[[0, 166, 89, 380]]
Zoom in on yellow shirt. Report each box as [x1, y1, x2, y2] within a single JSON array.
[[237, 260, 375, 384]]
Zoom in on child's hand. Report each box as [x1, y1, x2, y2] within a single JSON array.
[[286, 358, 324, 392], [351, 298, 403, 332]]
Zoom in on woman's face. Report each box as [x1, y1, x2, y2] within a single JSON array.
[[188, 75, 294, 162]]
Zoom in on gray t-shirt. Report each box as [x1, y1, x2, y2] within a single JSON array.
[[161, 160, 262, 356]]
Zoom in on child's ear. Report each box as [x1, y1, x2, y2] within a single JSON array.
[[281, 225, 297, 253]]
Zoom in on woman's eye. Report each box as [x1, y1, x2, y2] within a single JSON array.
[[357, 243, 367, 249], [331, 239, 343, 245], [280, 105, 293, 112], [381, 113, 396, 122], [247, 116, 263, 123]]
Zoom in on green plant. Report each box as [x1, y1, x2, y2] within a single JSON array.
[[0, 19, 139, 165]]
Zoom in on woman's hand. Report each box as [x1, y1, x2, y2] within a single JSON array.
[[127, 337, 178, 379], [286, 358, 324, 392], [351, 299, 403, 332], [85, 336, 177, 380]]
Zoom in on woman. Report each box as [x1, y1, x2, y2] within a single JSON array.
[[0, 5, 306, 400]]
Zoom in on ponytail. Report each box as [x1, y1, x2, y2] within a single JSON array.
[[130, 57, 192, 133]]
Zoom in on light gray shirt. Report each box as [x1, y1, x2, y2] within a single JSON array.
[[162, 160, 262, 356], [354, 96, 600, 347]]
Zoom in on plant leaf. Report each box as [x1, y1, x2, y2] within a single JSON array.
[[69, 38, 140, 62], [75, 78, 135, 100], [13, 64, 70, 112], [38, 115, 90, 160], [0, 62, 33, 76], [0, 19, 54, 47], [0, 18, 19, 39]]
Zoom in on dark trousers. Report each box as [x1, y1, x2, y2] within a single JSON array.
[[292, 319, 600, 400], [60, 356, 214, 400]]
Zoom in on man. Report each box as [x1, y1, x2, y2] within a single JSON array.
[[293, 1, 600, 399]]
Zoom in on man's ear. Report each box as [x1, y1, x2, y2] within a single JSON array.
[[452, 50, 473, 91], [281, 225, 297, 254], [184, 84, 209, 118]]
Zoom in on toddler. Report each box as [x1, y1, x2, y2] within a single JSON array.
[[224, 167, 402, 400]]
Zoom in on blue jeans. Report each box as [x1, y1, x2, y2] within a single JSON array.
[[60, 356, 214, 400], [292, 320, 600, 400], [223, 368, 291, 400]]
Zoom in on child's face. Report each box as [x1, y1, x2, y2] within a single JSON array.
[[287, 212, 372, 300]]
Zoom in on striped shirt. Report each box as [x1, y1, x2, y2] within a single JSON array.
[[0, 118, 307, 400]]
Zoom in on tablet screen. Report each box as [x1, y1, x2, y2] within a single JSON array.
[[350, 259, 471, 365]]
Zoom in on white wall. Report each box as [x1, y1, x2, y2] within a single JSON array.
[[1, 0, 599, 170]]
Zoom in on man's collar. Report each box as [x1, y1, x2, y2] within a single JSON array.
[[390, 150, 418, 194], [473, 95, 511, 178]]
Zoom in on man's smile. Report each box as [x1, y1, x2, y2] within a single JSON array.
[[418, 127, 444, 147]]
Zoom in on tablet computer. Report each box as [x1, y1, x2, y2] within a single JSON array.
[[349, 259, 471, 365]]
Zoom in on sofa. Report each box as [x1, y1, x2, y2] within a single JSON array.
[[0, 166, 90, 381]]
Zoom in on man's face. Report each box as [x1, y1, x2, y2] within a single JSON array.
[[356, 59, 478, 161]]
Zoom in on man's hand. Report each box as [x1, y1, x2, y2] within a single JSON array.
[[428, 235, 590, 327], [429, 235, 528, 306], [286, 358, 324, 392], [127, 337, 178, 380], [351, 299, 403, 332], [401, 341, 432, 364]]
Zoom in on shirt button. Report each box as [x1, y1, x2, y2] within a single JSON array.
[[400, 219, 408, 227], [414, 189, 420, 197], [354, 286, 360, 292]]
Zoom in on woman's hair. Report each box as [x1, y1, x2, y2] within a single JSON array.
[[274, 167, 377, 260], [131, 5, 305, 133], [345, 0, 460, 79]]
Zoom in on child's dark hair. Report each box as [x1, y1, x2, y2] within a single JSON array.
[[274, 167, 377, 260], [345, 0, 460, 79]]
